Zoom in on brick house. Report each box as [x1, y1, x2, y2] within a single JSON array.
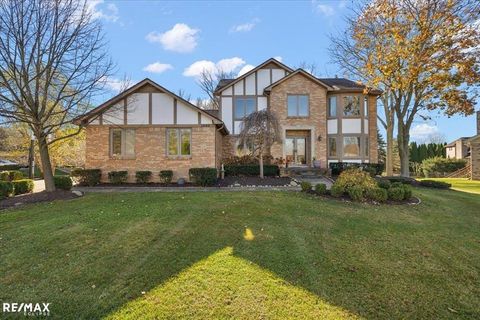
[[76, 58, 381, 182]]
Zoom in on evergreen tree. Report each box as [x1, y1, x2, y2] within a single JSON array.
[[377, 129, 387, 164]]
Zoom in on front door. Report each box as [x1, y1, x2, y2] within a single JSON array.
[[285, 137, 306, 166]]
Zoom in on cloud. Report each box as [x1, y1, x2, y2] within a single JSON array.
[[410, 123, 440, 141], [230, 18, 260, 32], [146, 23, 199, 53], [86, 0, 119, 22], [101, 76, 130, 92], [183, 57, 246, 78], [237, 64, 255, 76], [273, 56, 283, 62], [142, 62, 173, 74]]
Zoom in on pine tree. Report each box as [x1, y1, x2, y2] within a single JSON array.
[[377, 129, 387, 164]]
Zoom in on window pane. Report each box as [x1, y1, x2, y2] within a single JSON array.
[[343, 136, 360, 157], [234, 99, 244, 119], [245, 98, 255, 116], [125, 129, 135, 157], [180, 129, 191, 155], [167, 129, 178, 155], [111, 129, 122, 156], [298, 95, 309, 116], [329, 137, 337, 157], [329, 97, 337, 117], [287, 95, 297, 116], [364, 97, 368, 116], [343, 96, 360, 116]]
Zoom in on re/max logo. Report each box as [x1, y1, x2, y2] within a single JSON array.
[[3, 302, 50, 316]]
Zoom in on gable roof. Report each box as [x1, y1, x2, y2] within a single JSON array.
[[263, 69, 334, 92], [213, 57, 294, 95], [74, 78, 224, 126], [320, 78, 383, 95]]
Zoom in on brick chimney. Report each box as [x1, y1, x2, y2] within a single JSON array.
[[477, 111, 480, 136]]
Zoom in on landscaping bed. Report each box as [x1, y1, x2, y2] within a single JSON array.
[[216, 176, 293, 187], [0, 190, 81, 210]]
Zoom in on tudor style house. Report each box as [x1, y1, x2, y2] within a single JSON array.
[[76, 58, 381, 182]]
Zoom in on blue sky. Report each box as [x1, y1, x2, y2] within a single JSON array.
[[91, 0, 479, 143]]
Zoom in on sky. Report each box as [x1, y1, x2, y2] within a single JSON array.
[[90, 0, 479, 143]]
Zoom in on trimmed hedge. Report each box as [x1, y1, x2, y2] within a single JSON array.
[[330, 184, 345, 198], [135, 171, 152, 184], [108, 171, 128, 184], [329, 162, 384, 176], [419, 179, 451, 189], [366, 187, 388, 203], [189, 168, 217, 186], [12, 179, 34, 195], [387, 186, 405, 201], [224, 164, 280, 177], [383, 176, 417, 185], [0, 164, 21, 171], [53, 176, 72, 190], [348, 185, 364, 202], [159, 170, 173, 184], [0, 181, 14, 199], [71, 169, 101, 186]]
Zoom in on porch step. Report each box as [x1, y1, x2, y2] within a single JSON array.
[[281, 167, 330, 177]]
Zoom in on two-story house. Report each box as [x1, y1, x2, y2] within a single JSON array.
[[76, 58, 381, 182]]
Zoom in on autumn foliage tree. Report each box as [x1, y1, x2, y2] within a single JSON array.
[[331, 0, 480, 176], [0, 0, 113, 191]]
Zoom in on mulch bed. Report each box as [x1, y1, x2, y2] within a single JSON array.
[[94, 182, 195, 188], [216, 176, 293, 187], [0, 191, 81, 211]]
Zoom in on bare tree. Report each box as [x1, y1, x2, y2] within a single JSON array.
[[197, 69, 236, 110], [296, 61, 319, 76], [0, 0, 114, 191], [238, 110, 281, 178], [177, 89, 192, 102]]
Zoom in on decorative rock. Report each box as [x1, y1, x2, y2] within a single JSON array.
[[290, 181, 298, 186], [177, 178, 186, 185], [72, 190, 83, 197], [233, 183, 241, 187]]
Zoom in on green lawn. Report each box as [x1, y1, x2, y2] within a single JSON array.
[[0, 189, 479, 319], [420, 178, 480, 194]]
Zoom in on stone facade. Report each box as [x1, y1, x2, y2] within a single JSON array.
[[85, 125, 219, 182], [470, 137, 480, 181]]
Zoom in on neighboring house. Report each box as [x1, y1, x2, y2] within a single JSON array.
[[214, 58, 381, 167], [445, 138, 470, 159], [76, 58, 381, 182]]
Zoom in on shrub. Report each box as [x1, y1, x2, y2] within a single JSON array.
[[53, 176, 72, 190], [159, 170, 173, 184], [224, 164, 279, 177], [0, 170, 24, 181], [384, 176, 417, 185], [329, 162, 384, 176], [135, 171, 152, 184], [421, 157, 467, 177], [402, 184, 412, 200], [376, 178, 391, 190], [0, 181, 14, 199], [388, 186, 405, 201], [12, 179, 34, 195], [315, 183, 327, 195], [334, 168, 377, 193], [0, 164, 20, 171], [300, 181, 312, 192], [330, 184, 345, 198], [189, 168, 217, 186], [71, 169, 101, 186], [366, 187, 388, 203], [348, 185, 365, 202], [108, 171, 128, 184], [419, 179, 451, 189], [223, 155, 274, 165]]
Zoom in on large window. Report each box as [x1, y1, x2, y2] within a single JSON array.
[[234, 98, 256, 120], [343, 96, 360, 116], [110, 128, 135, 158], [287, 95, 309, 117], [329, 137, 337, 157], [167, 128, 191, 156], [328, 96, 337, 117], [343, 136, 360, 157]]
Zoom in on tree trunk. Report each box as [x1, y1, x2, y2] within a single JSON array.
[[37, 134, 56, 192], [385, 115, 394, 176], [397, 123, 410, 177], [259, 152, 264, 179]]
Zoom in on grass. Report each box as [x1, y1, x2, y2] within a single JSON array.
[[0, 189, 479, 319], [420, 178, 480, 194]]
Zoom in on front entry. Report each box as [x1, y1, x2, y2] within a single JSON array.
[[285, 137, 307, 166]]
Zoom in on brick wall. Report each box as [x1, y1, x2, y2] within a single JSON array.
[[367, 95, 378, 163], [470, 138, 480, 180], [268, 73, 328, 166], [85, 125, 218, 182]]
